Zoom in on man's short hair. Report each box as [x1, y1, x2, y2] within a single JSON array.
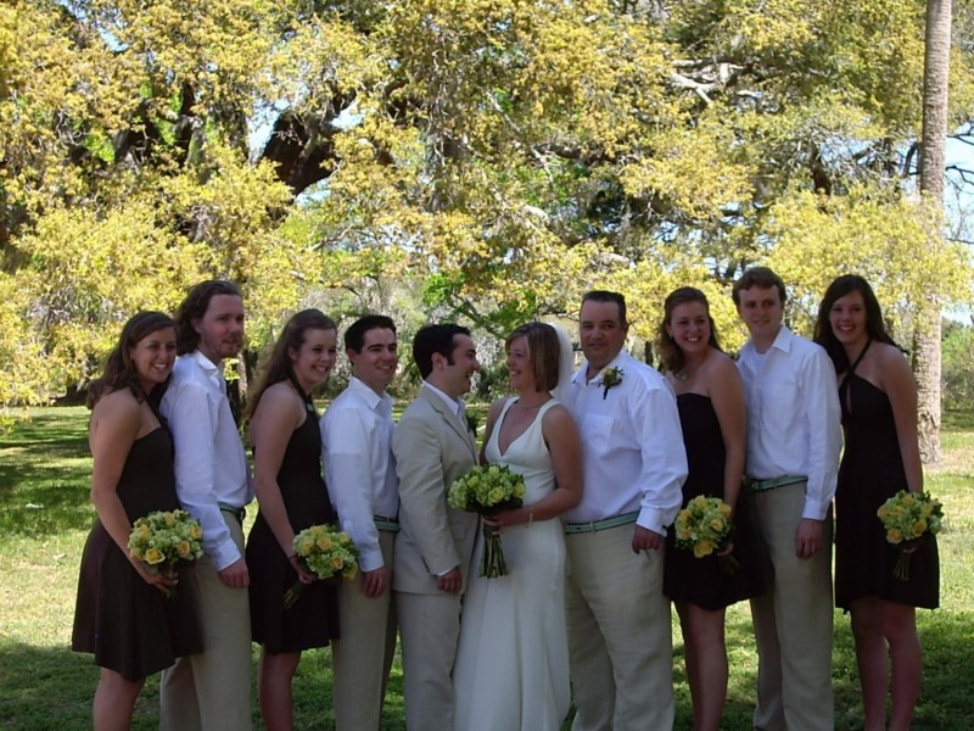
[[412, 324, 471, 379], [581, 290, 628, 326], [344, 315, 397, 353], [731, 267, 787, 305]]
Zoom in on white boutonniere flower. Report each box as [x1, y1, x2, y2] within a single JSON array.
[[601, 367, 623, 400]]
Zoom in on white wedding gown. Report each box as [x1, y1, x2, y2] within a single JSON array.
[[453, 399, 570, 731]]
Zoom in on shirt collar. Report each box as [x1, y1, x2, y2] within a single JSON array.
[[573, 350, 628, 386], [423, 381, 464, 417], [348, 375, 391, 412]]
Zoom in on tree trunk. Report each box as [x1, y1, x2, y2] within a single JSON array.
[[916, 0, 952, 464]]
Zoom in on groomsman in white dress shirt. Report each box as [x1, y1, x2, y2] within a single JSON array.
[[563, 290, 688, 731], [320, 314, 400, 731], [733, 267, 842, 731], [159, 280, 253, 731]]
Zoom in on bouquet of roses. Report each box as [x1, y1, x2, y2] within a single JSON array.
[[284, 524, 359, 609], [877, 489, 944, 581], [448, 463, 527, 578], [674, 495, 739, 575], [128, 509, 204, 595]]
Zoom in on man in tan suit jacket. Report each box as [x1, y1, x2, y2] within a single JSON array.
[[392, 324, 481, 731]]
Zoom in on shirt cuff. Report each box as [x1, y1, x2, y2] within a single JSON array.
[[801, 496, 831, 521], [636, 507, 666, 536], [358, 545, 385, 573], [210, 538, 242, 572]]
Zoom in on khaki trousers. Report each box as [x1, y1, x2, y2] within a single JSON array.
[[332, 531, 397, 731], [565, 523, 673, 731], [747, 482, 834, 731], [395, 589, 464, 731], [160, 512, 252, 731]]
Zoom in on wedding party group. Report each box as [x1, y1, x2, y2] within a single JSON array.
[[71, 266, 940, 731]]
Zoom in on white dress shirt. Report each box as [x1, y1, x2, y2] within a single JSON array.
[[160, 351, 252, 571], [737, 326, 843, 520], [320, 376, 399, 573], [564, 350, 688, 535]]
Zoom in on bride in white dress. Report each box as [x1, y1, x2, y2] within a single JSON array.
[[453, 322, 582, 731]]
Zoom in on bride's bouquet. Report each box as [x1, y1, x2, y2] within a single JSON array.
[[285, 524, 359, 608], [674, 496, 739, 575], [448, 464, 527, 578], [877, 490, 943, 581], [128, 509, 204, 595]]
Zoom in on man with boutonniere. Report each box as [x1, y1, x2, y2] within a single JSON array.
[[563, 289, 688, 731]]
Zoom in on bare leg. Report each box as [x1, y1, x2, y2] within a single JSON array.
[[677, 600, 728, 731], [258, 648, 302, 731], [93, 668, 144, 731], [883, 602, 921, 731], [850, 597, 888, 731]]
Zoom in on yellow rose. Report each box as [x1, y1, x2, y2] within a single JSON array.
[[693, 541, 715, 558], [902, 493, 916, 507], [137, 524, 152, 541], [718, 502, 732, 517], [877, 506, 888, 521], [913, 520, 927, 536], [709, 518, 725, 532], [338, 532, 352, 545], [316, 536, 333, 551], [144, 547, 165, 565], [164, 512, 177, 527], [176, 540, 191, 559], [297, 537, 314, 556], [887, 528, 903, 544], [331, 556, 345, 570], [189, 524, 203, 540]]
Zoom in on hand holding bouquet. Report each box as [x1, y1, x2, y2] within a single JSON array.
[[674, 495, 739, 575], [877, 489, 943, 581], [284, 524, 359, 609], [128, 509, 204, 596], [448, 464, 527, 578]]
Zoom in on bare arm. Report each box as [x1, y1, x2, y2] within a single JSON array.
[[251, 383, 313, 582], [89, 391, 173, 592], [708, 356, 747, 513], [880, 345, 923, 493]]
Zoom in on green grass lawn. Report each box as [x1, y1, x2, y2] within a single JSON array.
[[1, 406, 972, 729]]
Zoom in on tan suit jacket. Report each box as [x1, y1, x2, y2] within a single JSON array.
[[393, 387, 479, 593]]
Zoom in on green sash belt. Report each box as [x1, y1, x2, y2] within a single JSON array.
[[374, 515, 400, 533], [564, 511, 639, 535], [745, 475, 807, 493]]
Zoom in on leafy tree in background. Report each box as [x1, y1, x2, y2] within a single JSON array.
[[1, 0, 973, 448]]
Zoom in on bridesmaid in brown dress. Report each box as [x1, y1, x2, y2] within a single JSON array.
[[244, 309, 342, 731], [657, 288, 765, 731], [72, 312, 201, 729], [815, 275, 939, 731]]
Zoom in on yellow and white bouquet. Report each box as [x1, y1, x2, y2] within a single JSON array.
[[448, 463, 527, 578], [284, 524, 359, 609], [877, 490, 944, 581], [674, 496, 739, 574], [128, 509, 204, 591]]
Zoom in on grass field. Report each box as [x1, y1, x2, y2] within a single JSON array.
[[1, 406, 972, 729]]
